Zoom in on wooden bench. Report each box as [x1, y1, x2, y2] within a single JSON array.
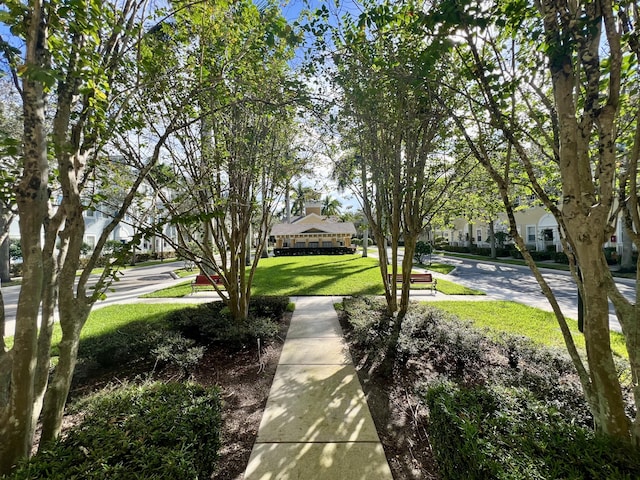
[[388, 273, 437, 292], [191, 274, 223, 294]]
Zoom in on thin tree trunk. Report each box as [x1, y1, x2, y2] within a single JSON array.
[[620, 231, 634, 271], [39, 313, 85, 444], [0, 236, 9, 284], [362, 227, 368, 258], [489, 220, 496, 259]]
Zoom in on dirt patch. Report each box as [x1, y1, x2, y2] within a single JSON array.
[[199, 344, 282, 479]]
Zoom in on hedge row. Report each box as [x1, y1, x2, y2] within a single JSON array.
[[340, 297, 639, 479]]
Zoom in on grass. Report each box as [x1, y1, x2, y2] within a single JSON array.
[[251, 255, 384, 296], [430, 300, 628, 358], [432, 279, 484, 295], [4, 303, 187, 351], [142, 255, 483, 298], [419, 262, 455, 274], [174, 268, 197, 278], [50, 304, 188, 353]]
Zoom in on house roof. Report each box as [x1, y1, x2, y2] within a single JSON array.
[[271, 221, 356, 236]]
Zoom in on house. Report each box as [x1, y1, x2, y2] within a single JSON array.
[[271, 202, 357, 256], [434, 205, 629, 254]]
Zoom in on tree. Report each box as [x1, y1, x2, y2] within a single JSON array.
[[0, 0, 192, 471], [429, 0, 640, 444], [321, 195, 342, 216], [139, 0, 303, 322], [291, 181, 320, 216], [332, 1, 464, 320], [329, 1, 468, 374]]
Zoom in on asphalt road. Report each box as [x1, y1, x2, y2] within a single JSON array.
[[2, 260, 191, 337]]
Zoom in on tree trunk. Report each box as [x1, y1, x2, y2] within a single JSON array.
[[362, 227, 368, 258], [39, 310, 86, 444], [489, 220, 496, 259], [579, 246, 631, 440], [620, 230, 634, 271], [0, 236, 9, 284], [0, 10, 49, 468]]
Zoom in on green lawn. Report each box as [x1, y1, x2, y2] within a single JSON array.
[[142, 255, 484, 298], [5, 303, 187, 351], [58, 303, 186, 346], [431, 300, 628, 358], [420, 262, 455, 274]]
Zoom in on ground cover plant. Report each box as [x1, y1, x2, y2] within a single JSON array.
[[4, 298, 291, 479], [8, 382, 223, 480], [142, 255, 482, 297], [339, 296, 639, 480]]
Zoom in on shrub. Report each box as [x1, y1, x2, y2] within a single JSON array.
[[554, 251, 569, 264], [414, 241, 432, 262], [151, 332, 205, 378], [341, 296, 392, 350], [509, 247, 523, 259], [167, 297, 286, 349], [76, 319, 168, 371], [397, 304, 493, 380], [249, 295, 290, 318], [529, 250, 553, 261], [425, 382, 640, 480], [434, 236, 449, 249], [10, 382, 223, 480]]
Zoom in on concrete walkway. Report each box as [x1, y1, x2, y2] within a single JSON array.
[[244, 296, 393, 480]]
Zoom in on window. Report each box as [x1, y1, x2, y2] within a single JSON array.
[[84, 235, 96, 249], [322, 241, 332, 248], [476, 229, 482, 242], [527, 226, 536, 242], [295, 241, 305, 248]]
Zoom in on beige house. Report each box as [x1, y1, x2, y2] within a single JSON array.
[[435, 205, 625, 253], [271, 203, 357, 256]]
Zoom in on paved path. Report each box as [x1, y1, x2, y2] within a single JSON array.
[[244, 296, 393, 480]]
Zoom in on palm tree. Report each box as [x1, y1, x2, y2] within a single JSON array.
[[291, 182, 319, 216], [321, 195, 342, 216]]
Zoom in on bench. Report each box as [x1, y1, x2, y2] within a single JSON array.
[[388, 273, 437, 292], [191, 274, 223, 294]]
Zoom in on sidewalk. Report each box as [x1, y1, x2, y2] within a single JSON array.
[[244, 296, 393, 480]]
